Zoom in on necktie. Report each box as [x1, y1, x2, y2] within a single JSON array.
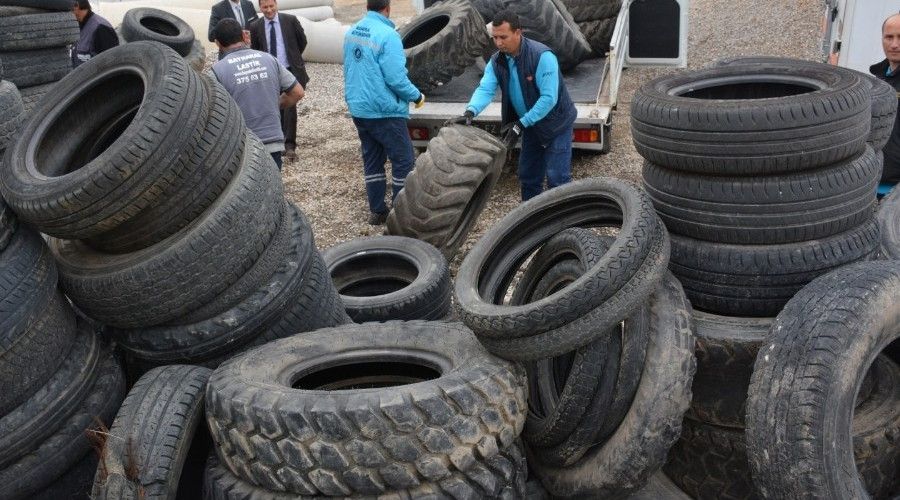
[[269, 21, 277, 58], [235, 3, 243, 27]]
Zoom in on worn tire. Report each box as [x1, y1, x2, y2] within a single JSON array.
[[670, 219, 879, 317], [0, 194, 16, 252], [579, 17, 616, 55], [91, 365, 213, 500], [455, 178, 669, 361], [324, 236, 451, 322], [0, 0, 72, 10], [471, 0, 592, 69], [50, 134, 285, 328], [121, 8, 195, 56], [0, 11, 78, 51], [185, 39, 206, 72], [202, 443, 528, 500], [746, 261, 900, 499], [387, 124, 506, 260], [16, 81, 53, 113], [0, 46, 70, 87], [1, 42, 208, 240], [528, 273, 696, 498], [0, 346, 125, 500], [643, 146, 880, 245], [878, 185, 900, 260], [399, 0, 490, 93], [561, 0, 621, 21], [0, 79, 24, 151], [205, 321, 527, 497], [631, 62, 871, 174], [31, 450, 100, 500]]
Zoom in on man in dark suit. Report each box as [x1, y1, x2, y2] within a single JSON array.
[[250, 0, 309, 158], [208, 0, 258, 42]]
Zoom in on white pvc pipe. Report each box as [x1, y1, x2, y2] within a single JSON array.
[[247, 0, 334, 11], [298, 16, 348, 63], [281, 6, 333, 22]]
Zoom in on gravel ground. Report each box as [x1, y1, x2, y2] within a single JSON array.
[[266, 0, 824, 264]]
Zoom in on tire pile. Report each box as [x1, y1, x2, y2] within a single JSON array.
[[630, 58, 900, 498], [0, 2, 77, 112], [116, 7, 206, 72]]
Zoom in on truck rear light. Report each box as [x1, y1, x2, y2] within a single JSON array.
[[408, 127, 429, 140], [573, 128, 599, 143]]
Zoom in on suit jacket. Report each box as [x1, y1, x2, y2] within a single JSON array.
[[208, 0, 259, 42], [250, 12, 309, 87]]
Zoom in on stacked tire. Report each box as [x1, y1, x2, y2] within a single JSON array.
[[560, 0, 621, 55], [0, 3, 78, 112], [117, 7, 206, 72], [0, 41, 349, 370], [454, 178, 698, 497]]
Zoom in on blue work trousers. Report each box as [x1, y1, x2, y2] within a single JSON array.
[[352, 117, 415, 214], [518, 125, 573, 201]]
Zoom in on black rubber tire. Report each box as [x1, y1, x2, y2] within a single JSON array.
[[0, 194, 16, 252], [0, 228, 76, 416], [0, 79, 24, 152], [579, 17, 616, 55], [386, 124, 506, 260], [109, 204, 350, 367], [0, 46, 70, 87], [455, 177, 670, 361], [399, 0, 490, 93], [121, 8, 195, 56], [324, 236, 450, 322], [91, 365, 213, 500], [0, 11, 78, 51], [203, 443, 528, 500], [16, 81, 53, 113], [528, 273, 696, 498], [746, 261, 900, 499], [31, 450, 100, 500], [878, 186, 900, 260], [0, 345, 126, 500], [631, 62, 871, 175], [84, 73, 245, 254], [687, 311, 769, 428], [670, 219, 879, 317], [561, 0, 621, 22], [205, 321, 527, 496], [643, 146, 880, 245], [0, 0, 72, 10], [0, 41, 207, 240], [50, 134, 285, 329], [471, 0, 592, 69]]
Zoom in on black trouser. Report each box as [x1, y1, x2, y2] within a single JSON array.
[[281, 67, 309, 150]]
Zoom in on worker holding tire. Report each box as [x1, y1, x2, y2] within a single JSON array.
[[449, 10, 576, 201]]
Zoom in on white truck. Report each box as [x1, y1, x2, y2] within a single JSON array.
[[405, 0, 689, 152]]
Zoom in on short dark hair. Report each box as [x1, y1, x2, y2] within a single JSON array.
[[492, 10, 521, 30], [73, 0, 91, 9], [213, 18, 243, 46], [367, 0, 389, 12]]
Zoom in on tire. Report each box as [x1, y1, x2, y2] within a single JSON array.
[[323, 236, 451, 322], [629, 473, 691, 500], [205, 321, 527, 496], [561, 0, 621, 22], [399, 0, 490, 93], [50, 134, 285, 329], [0, 79, 24, 152], [386, 124, 506, 260], [31, 450, 99, 500], [670, 219, 879, 317], [579, 17, 616, 55], [84, 73, 245, 254], [455, 178, 670, 361], [0, 0, 73, 10], [0, 346, 125, 500], [0, 228, 76, 416], [878, 183, 900, 260], [746, 261, 900, 499], [0, 11, 79, 51], [184, 39, 206, 72], [528, 273, 696, 498], [109, 205, 350, 367], [0, 195, 15, 252], [471, 0, 592, 69], [121, 8, 195, 57], [0, 42, 207, 240], [631, 62, 871, 175], [16, 81, 53, 113], [0, 46, 70, 87], [91, 365, 213, 500], [643, 146, 880, 245]]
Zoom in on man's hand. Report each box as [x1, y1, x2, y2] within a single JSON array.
[[414, 93, 426, 109], [444, 110, 475, 127], [501, 120, 524, 149]]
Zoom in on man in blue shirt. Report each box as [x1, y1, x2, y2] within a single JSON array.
[[449, 10, 577, 201], [343, 0, 425, 225]]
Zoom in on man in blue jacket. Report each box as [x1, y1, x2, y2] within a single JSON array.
[[343, 0, 424, 225], [449, 10, 576, 201]]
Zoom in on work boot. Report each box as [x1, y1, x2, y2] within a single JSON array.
[[368, 211, 388, 226]]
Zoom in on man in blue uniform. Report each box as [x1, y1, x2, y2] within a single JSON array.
[[343, 0, 425, 225], [449, 10, 576, 201]]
